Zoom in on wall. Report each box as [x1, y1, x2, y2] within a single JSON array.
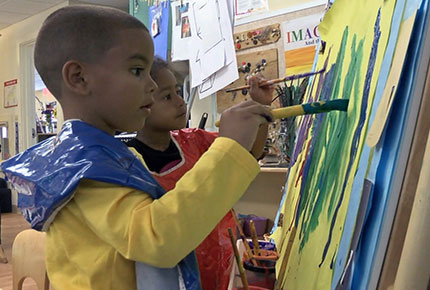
[[234, 170, 286, 221], [189, 5, 325, 128], [0, 1, 69, 205]]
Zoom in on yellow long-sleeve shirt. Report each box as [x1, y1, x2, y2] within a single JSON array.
[[45, 137, 260, 290]]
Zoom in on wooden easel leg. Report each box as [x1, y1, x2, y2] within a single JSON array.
[[0, 244, 8, 263]]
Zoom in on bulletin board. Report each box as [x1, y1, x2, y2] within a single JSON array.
[[215, 4, 326, 113], [216, 48, 279, 113]]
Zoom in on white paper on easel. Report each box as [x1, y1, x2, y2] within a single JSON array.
[[171, 0, 193, 61]]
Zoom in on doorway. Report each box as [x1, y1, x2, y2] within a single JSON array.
[[19, 40, 64, 150]]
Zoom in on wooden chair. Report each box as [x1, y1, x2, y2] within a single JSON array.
[[12, 229, 49, 290]]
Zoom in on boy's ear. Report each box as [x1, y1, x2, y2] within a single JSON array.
[[62, 60, 90, 95]]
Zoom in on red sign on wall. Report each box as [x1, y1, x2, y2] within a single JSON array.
[[4, 79, 18, 108]]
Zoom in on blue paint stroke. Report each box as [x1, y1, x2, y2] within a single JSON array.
[[319, 9, 381, 266], [331, 0, 409, 287]]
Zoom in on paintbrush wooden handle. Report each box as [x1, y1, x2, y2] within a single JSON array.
[[224, 68, 326, 93], [231, 209, 259, 266], [225, 77, 285, 93], [249, 220, 261, 256], [215, 99, 349, 127], [228, 227, 249, 290]]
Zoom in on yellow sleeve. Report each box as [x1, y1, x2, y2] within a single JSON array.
[[73, 137, 259, 268]]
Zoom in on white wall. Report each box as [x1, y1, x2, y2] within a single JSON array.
[[0, 1, 69, 206]]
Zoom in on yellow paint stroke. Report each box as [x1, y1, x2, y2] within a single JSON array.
[[273, 0, 397, 289]]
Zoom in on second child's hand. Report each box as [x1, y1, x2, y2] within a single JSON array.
[[218, 101, 273, 152], [248, 76, 274, 106]]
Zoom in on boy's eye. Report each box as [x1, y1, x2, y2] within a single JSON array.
[[131, 68, 144, 76]]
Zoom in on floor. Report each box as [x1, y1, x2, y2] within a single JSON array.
[[0, 213, 37, 290]]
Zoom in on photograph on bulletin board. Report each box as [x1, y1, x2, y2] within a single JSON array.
[[282, 12, 324, 75]]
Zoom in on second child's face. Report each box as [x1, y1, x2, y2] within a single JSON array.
[[144, 68, 187, 131], [84, 28, 157, 134]]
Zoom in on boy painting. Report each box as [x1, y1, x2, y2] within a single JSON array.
[[1, 5, 272, 290]]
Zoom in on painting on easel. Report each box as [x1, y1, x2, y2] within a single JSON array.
[[271, 0, 426, 289]]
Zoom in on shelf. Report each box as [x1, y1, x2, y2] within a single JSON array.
[[260, 167, 288, 173]]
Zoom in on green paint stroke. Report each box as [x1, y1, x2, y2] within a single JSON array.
[[298, 28, 365, 251], [301, 99, 349, 115]]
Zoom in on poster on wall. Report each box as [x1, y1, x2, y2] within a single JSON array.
[[234, 0, 269, 20], [282, 12, 323, 75], [4, 79, 18, 108], [148, 0, 170, 60], [171, 0, 238, 99], [170, 0, 193, 61]]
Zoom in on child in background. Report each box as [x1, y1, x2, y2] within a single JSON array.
[[1, 5, 273, 290], [127, 58, 273, 289]]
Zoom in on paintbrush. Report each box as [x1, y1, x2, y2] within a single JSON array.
[[215, 99, 349, 127], [224, 67, 326, 93], [249, 220, 261, 256], [228, 227, 249, 290], [231, 209, 259, 266]]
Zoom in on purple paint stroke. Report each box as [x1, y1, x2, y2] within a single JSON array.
[[295, 63, 337, 230], [290, 50, 332, 167], [319, 9, 381, 266]]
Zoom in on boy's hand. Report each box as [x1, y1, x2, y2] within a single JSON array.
[[248, 75, 274, 106], [218, 101, 273, 152]]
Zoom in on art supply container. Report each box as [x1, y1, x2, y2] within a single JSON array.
[[233, 286, 271, 290], [241, 215, 268, 237], [243, 258, 276, 289]]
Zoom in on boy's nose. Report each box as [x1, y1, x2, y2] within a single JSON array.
[[146, 76, 158, 93], [177, 95, 186, 107]]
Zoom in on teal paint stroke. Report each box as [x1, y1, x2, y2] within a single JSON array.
[[319, 9, 381, 266], [302, 99, 349, 115], [297, 32, 364, 251], [293, 9, 382, 271]]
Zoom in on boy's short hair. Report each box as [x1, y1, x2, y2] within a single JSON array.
[[35, 5, 148, 98], [150, 57, 183, 83], [150, 57, 171, 80]]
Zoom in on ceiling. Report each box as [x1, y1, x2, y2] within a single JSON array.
[[0, 0, 129, 31]]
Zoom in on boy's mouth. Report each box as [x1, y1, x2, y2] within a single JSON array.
[[140, 103, 153, 110], [177, 110, 187, 118]]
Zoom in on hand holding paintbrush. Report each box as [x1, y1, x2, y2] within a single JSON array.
[[215, 99, 349, 127]]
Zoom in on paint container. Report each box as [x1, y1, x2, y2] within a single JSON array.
[[242, 215, 268, 237], [252, 249, 278, 261], [233, 286, 271, 290], [243, 257, 276, 289]]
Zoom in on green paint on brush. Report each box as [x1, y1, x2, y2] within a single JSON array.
[[301, 99, 349, 115]]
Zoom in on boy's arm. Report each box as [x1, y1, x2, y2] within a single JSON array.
[[73, 137, 260, 268], [248, 76, 274, 159]]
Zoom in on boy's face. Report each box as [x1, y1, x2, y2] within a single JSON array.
[[144, 68, 187, 131], [84, 28, 157, 134]]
